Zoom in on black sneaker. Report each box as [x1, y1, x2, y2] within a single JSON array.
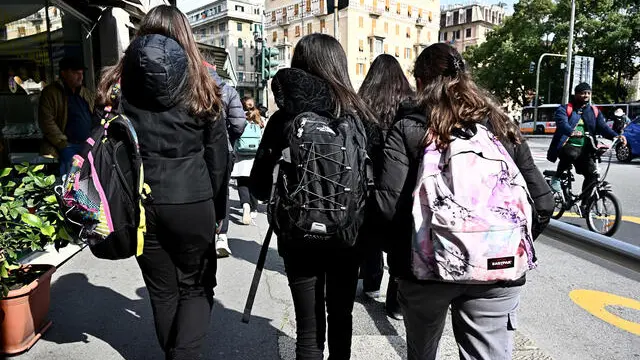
[[385, 302, 403, 320]]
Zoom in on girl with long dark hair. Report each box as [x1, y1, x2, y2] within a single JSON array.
[[250, 33, 374, 360], [96, 5, 228, 359], [357, 54, 414, 320], [374, 43, 553, 360]]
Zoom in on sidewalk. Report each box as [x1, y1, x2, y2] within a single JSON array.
[[13, 190, 553, 360]]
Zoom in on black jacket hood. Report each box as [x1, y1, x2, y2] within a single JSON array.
[[271, 68, 335, 116], [395, 99, 427, 124], [121, 34, 188, 111]]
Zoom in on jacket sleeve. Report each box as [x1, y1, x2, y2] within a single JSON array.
[[204, 116, 230, 220], [554, 105, 574, 137], [250, 111, 285, 201], [224, 86, 247, 145], [514, 141, 554, 240], [38, 86, 67, 149], [595, 108, 619, 140], [375, 121, 411, 223]]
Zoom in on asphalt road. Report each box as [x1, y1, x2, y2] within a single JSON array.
[[527, 136, 640, 247], [12, 188, 640, 360]]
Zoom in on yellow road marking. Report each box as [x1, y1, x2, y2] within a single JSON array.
[[569, 289, 640, 336], [560, 212, 640, 225]]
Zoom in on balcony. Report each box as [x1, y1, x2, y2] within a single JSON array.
[[366, 5, 382, 18], [274, 37, 293, 48], [276, 16, 291, 27], [416, 18, 425, 28]]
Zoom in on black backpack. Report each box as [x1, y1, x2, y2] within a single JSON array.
[[56, 113, 151, 260], [268, 111, 372, 248]]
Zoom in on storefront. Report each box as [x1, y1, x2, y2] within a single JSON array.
[[0, 0, 173, 167]]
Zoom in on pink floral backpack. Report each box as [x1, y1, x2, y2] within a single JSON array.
[[411, 124, 537, 282]]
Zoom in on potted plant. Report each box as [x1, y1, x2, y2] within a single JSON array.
[[0, 163, 71, 355]]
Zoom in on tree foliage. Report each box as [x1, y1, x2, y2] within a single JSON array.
[[464, 0, 640, 106]]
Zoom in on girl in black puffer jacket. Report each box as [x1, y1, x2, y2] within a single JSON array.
[[357, 54, 414, 320], [374, 43, 553, 360]]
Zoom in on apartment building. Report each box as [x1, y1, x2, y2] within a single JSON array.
[[264, 0, 440, 90], [439, 2, 506, 54], [185, 0, 264, 98]]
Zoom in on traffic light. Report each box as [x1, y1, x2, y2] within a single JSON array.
[[529, 61, 536, 73], [262, 47, 279, 80]]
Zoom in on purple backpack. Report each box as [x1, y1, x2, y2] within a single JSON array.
[[411, 125, 536, 282]]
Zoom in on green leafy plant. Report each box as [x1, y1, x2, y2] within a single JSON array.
[[0, 163, 72, 297]]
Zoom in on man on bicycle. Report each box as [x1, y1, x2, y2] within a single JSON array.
[[547, 82, 627, 195]]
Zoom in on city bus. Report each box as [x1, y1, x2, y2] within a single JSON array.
[[519, 103, 638, 134]]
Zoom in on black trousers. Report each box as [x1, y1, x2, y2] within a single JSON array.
[[137, 200, 217, 360], [556, 143, 598, 193], [361, 245, 399, 307], [283, 248, 360, 360], [237, 176, 258, 211]]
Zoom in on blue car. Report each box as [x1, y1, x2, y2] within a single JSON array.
[[615, 116, 640, 162]]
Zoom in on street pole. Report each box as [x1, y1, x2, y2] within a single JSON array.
[[534, 53, 567, 132], [562, 0, 576, 104], [334, 0, 339, 41]]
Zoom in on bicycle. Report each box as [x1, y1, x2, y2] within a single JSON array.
[[543, 136, 622, 237]]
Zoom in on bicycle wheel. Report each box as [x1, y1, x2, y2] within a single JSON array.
[[551, 192, 565, 219], [585, 191, 621, 237]]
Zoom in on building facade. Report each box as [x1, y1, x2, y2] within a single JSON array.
[[264, 0, 440, 91], [186, 0, 264, 99], [439, 2, 505, 54]]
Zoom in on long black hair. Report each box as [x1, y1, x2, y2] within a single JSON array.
[[414, 43, 520, 149], [358, 54, 414, 129], [291, 34, 376, 123]]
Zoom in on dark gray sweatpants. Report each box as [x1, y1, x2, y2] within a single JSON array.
[[398, 280, 522, 360]]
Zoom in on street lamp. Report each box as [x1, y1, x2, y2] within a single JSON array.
[[534, 52, 566, 132], [562, 0, 576, 104]]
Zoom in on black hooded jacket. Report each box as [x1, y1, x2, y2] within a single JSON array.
[[121, 34, 228, 211], [374, 102, 554, 281]]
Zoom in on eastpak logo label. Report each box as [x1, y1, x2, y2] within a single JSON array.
[[487, 256, 515, 270]]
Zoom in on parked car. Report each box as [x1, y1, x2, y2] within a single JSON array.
[[615, 116, 640, 162]]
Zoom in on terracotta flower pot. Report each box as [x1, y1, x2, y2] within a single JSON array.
[[0, 264, 56, 355]]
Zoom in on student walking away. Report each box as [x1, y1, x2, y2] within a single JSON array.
[[38, 56, 95, 175], [204, 61, 246, 258], [231, 96, 263, 226], [250, 33, 375, 360], [95, 6, 228, 360], [356, 54, 414, 320], [374, 43, 554, 360]]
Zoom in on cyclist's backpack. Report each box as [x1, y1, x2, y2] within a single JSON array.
[[56, 112, 151, 260], [411, 124, 536, 282], [235, 121, 262, 155], [268, 112, 371, 248]]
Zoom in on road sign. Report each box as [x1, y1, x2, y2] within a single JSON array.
[[571, 55, 594, 93]]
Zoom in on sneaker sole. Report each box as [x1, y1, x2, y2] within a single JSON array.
[[217, 248, 231, 258]]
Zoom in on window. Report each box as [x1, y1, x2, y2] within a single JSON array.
[[295, 4, 299, 16], [250, 56, 254, 65], [443, 31, 448, 41], [238, 38, 243, 48], [238, 72, 244, 82], [384, 22, 388, 34], [359, 17, 364, 28], [408, 6, 412, 17], [372, 19, 377, 31], [406, 27, 411, 38], [356, 63, 365, 76], [453, 11, 459, 25], [395, 46, 400, 57], [428, 11, 433, 22], [306, 0, 311, 12], [295, 25, 301, 37], [210, 26, 215, 34], [427, 31, 431, 42], [359, 40, 364, 52], [272, 31, 277, 42], [235, 5, 244, 12], [396, 3, 401, 14], [272, 12, 276, 22], [374, 39, 383, 56], [320, 19, 326, 31], [395, 24, 400, 35], [385, 0, 390, 11], [284, 28, 289, 38], [360, 0, 364, 4], [466, 8, 473, 23], [465, 28, 472, 38], [307, 23, 312, 34], [237, 22, 243, 31], [238, 55, 244, 65], [220, 37, 225, 47], [220, 23, 226, 31], [384, 44, 389, 53], [456, 30, 461, 39], [405, 48, 411, 59]]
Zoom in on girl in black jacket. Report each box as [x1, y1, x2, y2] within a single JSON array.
[[250, 34, 376, 360], [374, 43, 553, 360], [96, 6, 228, 360], [357, 54, 414, 320]]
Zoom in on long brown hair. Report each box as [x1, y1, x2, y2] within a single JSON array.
[[96, 5, 221, 119], [414, 43, 520, 149]]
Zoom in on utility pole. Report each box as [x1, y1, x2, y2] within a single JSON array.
[[534, 53, 567, 132], [562, 0, 576, 104], [334, 0, 339, 41]]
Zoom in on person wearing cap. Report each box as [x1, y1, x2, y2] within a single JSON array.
[[547, 82, 626, 197], [611, 108, 630, 134], [38, 56, 95, 175]]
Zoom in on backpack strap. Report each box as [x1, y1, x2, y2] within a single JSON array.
[[566, 103, 599, 118]]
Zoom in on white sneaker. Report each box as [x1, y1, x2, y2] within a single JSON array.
[[216, 234, 231, 258], [242, 203, 251, 225], [251, 211, 258, 219]]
